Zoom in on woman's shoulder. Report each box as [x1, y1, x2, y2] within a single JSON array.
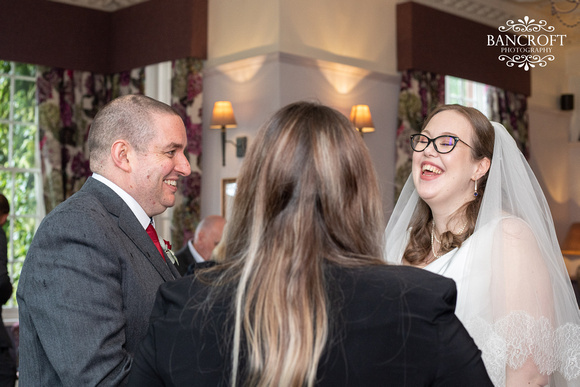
[[341, 264, 455, 285], [153, 275, 218, 315], [486, 214, 536, 243], [499, 214, 533, 233], [329, 265, 457, 311]]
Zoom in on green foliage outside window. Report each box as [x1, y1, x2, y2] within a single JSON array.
[[0, 60, 41, 307]]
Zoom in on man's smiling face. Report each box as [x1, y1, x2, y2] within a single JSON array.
[[128, 113, 191, 217]]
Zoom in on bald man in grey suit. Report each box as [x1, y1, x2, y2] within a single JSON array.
[[17, 95, 190, 386]]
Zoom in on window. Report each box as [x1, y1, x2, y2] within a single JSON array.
[[445, 76, 490, 118], [0, 60, 43, 308], [145, 61, 175, 240]]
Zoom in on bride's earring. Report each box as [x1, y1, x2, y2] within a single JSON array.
[[474, 179, 478, 197]]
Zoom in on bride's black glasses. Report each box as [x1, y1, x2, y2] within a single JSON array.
[[410, 134, 473, 154]]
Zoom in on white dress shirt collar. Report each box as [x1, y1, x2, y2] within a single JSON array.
[[91, 173, 151, 230], [187, 239, 206, 263]]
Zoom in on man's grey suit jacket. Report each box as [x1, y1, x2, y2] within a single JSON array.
[[17, 177, 181, 386]]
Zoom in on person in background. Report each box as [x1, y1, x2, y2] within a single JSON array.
[[17, 94, 190, 386], [175, 215, 225, 276], [0, 194, 17, 387], [385, 104, 580, 386], [127, 101, 492, 386]]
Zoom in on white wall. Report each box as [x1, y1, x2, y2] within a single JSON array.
[[201, 53, 400, 223], [207, 0, 399, 75], [528, 44, 580, 244], [203, 0, 402, 222], [201, 54, 282, 218], [203, 0, 580, 242], [279, 0, 398, 75], [207, 0, 281, 63], [528, 106, 573, 239]]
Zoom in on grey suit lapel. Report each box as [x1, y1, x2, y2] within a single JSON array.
[[84, 177, 178, 281], [163, 250, 182, 278], [117, 207, 178, 281]]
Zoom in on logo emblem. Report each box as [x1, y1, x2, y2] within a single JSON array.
[[488, 16, 566, 71]]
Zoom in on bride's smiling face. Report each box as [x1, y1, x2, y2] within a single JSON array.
[[412, 110, 483, 212]]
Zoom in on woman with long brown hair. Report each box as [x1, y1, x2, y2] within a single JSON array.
[[386, 104, 580, 386], [129, 101, 491, 386]]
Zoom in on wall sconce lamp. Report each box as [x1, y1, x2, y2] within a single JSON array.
[[350, 104, 375, 136], [561, 222, 580, 280], [210, 101, 247, 166]]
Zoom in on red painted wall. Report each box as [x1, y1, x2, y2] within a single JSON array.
[[0, 0, 207, 73], [397, 2, 530, 96]]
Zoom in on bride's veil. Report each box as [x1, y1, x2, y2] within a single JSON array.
[[385, 122, 580, 386]]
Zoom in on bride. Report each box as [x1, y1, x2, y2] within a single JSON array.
[[385, 104, 580, 386]]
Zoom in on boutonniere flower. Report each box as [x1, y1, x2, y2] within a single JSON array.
[[160, 238, 178, 265]]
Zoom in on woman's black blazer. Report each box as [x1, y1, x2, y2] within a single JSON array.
[[128, 264, 492, 386]]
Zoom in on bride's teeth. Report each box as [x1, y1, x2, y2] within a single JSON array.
[[422, 165, 442, 174], [164, 180, 177, 187]]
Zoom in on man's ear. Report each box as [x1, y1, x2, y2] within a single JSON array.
[[111, 140, 131, 172], [473, 157, 491, 181], [196, 230, 206, 243]]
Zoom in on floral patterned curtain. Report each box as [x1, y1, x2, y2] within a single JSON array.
[[37, 67, 144, 213], [395, 70, 445, 198], [169, 58, 203, 248], [487, 87, 529, 158]]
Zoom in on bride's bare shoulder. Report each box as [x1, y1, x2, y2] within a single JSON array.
[[496, 215, 536, 243]]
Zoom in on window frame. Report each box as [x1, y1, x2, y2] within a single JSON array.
[[445, 75, 490, 118], [1, 61, 43, 317]]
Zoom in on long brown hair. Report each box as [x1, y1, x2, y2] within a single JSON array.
[[208, 101, 385, 386], [403, 104, 494, 265]]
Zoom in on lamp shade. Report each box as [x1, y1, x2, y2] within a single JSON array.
[[350, 104, 375, 133], [211, 101, 237, 129], [562, 223, 580, 280], [563, 223, 580, 256]]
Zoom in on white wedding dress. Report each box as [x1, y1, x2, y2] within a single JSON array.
[[385, 122, 580, 386]]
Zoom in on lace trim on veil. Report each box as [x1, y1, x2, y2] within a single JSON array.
[[466, 311, 580, 386]]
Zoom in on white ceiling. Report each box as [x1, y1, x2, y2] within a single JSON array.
[[47, 0, 550, 15], [416, 0, 579, 41], [44, 0, 565, 22], [47, 0, 150, 12], [46, 0, 578, 40]]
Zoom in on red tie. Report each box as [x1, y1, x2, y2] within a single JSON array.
[[146, 223, 166, 261]]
